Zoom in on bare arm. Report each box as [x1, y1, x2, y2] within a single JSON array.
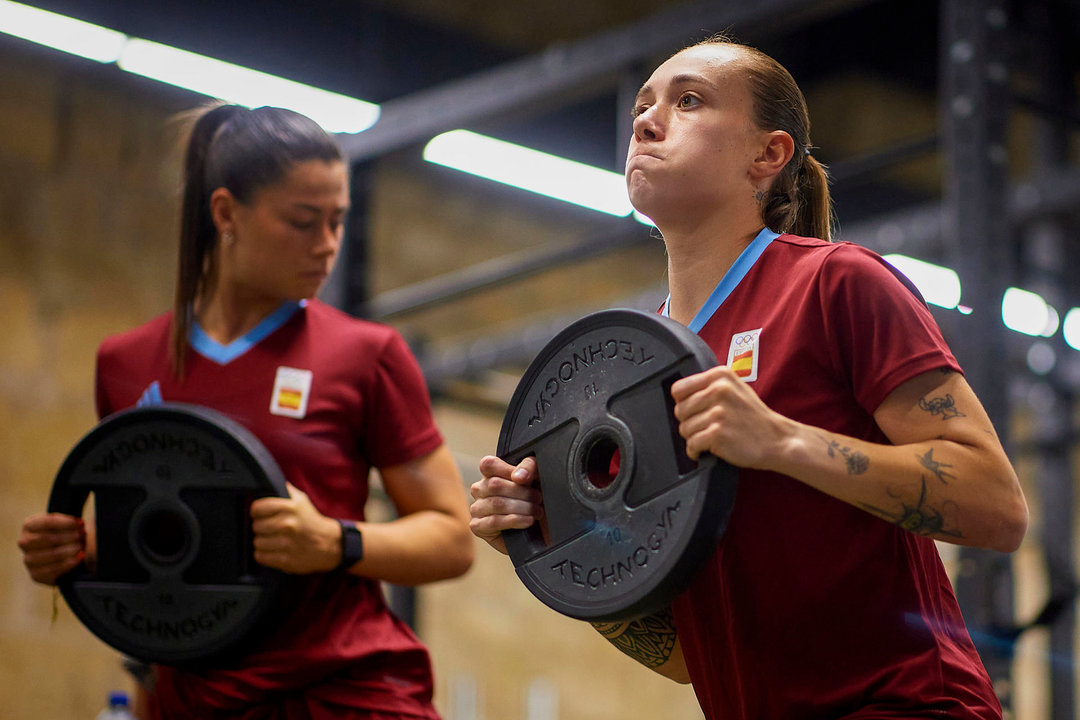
[[356, 444, 475, 584], [672, 367, 1028, 551], [252, 444, 474, 584]]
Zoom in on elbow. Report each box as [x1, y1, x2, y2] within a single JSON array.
[[443, 524, 476, 579], [989, 493, 1029, 554], [454, 533, 477, 576]]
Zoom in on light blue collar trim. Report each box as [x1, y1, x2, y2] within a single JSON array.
[[190, 300, 305, 365], [662, 227, 779, 333]]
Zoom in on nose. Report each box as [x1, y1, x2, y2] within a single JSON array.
[[313, 221, 342, 258], [632, 105, 662, 143]]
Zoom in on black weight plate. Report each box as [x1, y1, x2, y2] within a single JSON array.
[[48, 403, 290, 665], [498, 309, 739, 622]]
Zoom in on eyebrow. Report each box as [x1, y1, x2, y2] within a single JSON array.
[[635, 72, 721, 103], [289, 202, 349, 214]]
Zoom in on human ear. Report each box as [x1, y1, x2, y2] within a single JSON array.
[[209, 187, 239, 238], [749, 130, 795, 182]]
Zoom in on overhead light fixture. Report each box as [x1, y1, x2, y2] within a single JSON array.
[[1062, 308, 1080, 351], [882, 254, 962, 310], [0, 1, 379, 134], [1001, 287, 1057, 337], [118, 39, 379, 133], [424, 129, 633, 217], [0, 0, 125, 62]]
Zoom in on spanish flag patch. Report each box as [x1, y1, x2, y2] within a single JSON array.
[[726, 328, 762, 382], [270, 366, 313, 418]]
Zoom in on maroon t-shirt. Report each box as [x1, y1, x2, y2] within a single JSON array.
[[95, 299, 444, 719], [671, 235, 1001, 719]]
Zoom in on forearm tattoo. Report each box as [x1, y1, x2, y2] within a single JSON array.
[[859, 476, 963, 539], [917, 448, 955, 485], [821, 436, 870, 475], [592, 607, 678, 669], [918, 393, 966, 420]]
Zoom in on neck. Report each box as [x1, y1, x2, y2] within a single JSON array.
[[661, 212, 765, 326], [195, 285, 290, 345]]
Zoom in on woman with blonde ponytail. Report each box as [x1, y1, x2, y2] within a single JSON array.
[[471, 36, 1025, 720]]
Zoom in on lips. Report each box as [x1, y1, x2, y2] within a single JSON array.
[[626, 152, 661, 172]]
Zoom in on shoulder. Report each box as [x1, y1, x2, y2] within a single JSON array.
[[770, 234, 878, 266], [762, 233, 846, 277], [304, 299, 392, 336], [97, 312, 173, 361], [769, 235, 921, 297], [302, 299, 413, 357]]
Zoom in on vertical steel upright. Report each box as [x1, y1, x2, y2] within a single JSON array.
[[1022, 1, 1077, 713], [939, 0, 1016, 709], [341, 162, 374, 319]]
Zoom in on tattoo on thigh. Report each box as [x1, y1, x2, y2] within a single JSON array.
[[919, 394, 966, 420], [592, 608, 678, 669], [822, 437, 870, 475]]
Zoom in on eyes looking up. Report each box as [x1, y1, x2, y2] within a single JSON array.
[[631, 92, 704, 120]]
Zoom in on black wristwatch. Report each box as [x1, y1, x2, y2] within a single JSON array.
[[336, 519, 364, 570]]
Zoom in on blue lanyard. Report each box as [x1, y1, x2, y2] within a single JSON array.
[[662, 227, 779, 333]]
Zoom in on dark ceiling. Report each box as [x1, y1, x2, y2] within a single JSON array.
[[17, 0, 1080, 223], [21, 0, 941, 166]]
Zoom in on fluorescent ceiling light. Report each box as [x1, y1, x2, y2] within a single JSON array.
[[1001, 287, 1057, 337], [0, 0, 126, 62], [882, 254, 962, 309], [424, 129, 633, 217], [118, 39, 379, 133], [1063, 308, 1080, 351], [0, 3, 379, 134], [1042, 305, 1060, 337]]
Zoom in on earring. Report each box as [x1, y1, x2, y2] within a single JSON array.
[[222, 231, 234, 246]]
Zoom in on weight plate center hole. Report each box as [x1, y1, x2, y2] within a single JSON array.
[[584, 436, 621, 491], [137, 507, 191, 564]]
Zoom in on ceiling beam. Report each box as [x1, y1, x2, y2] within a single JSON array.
[[338, 0, 860, 162]]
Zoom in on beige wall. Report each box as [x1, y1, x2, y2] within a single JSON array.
[[0, 49, 185, 719]]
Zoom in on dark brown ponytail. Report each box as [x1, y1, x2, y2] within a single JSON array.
[[168, 104, 343, 377], [171, 104, 245, 377], [693, 35, 835, 242], [762, 150, 833, 243]]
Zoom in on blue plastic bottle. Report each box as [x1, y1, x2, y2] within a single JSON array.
[[94, 691, 136, 720]]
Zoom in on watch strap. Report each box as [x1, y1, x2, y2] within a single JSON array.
[[336, 519, 363, 570]]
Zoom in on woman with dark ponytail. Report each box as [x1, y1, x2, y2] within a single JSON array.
[[471, 37, 1026, 719], [19, 104, 474, 719]]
